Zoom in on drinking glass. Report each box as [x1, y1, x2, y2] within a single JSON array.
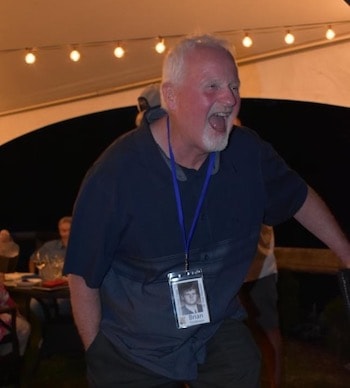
[[51, 255, 64, 279], [33, 252, 47, 273]]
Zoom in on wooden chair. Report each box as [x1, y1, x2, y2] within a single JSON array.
[[0, 306, 21, 387]]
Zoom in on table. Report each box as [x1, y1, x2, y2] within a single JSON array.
[[6, 281, 83, 371], [275, 247, 342, 274], [7, 284, 69, 298], [6, 278, 83, 371], [6, 283, 70, 321]]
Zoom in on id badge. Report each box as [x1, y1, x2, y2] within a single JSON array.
[[168, 269, 210, 329]]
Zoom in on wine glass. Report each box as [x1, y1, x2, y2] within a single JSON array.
[[32, 252, 48, 277], [51, 255, 64, 279]]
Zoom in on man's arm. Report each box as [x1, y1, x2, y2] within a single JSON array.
[[28, 254, 36, 273], [68, 274, 101, 350], [294, 185, 350, 268]]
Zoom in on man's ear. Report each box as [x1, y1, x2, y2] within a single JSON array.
[[162, 82, 176, 110]]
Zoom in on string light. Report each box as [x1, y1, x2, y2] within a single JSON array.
[[69, 48, 81, 62], [242, 33, 253, 48], [325, 26, 336, 40], [284, 30, 295, 44], [114, 43, 125, 59], [14, 21, 348, 64], [155, 38, 166, 54], [25, 50, 36, 64]]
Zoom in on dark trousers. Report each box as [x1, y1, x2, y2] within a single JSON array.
[[85, 319, 261, 387]]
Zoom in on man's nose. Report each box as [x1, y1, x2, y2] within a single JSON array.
[[219, 87, 239, 107]]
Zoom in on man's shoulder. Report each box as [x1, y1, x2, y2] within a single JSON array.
[[104, 126, 148, 153], [221, 126, 266, 163], [229, 125, 263, 147], [39, 239, 61, 251], [92, 126, 151, 169], [181, 306, 191, 314]]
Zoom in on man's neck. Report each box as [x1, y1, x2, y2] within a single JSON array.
[[150, 117, 208, 171]]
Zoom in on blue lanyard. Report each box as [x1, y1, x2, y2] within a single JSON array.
[[167, 116, 215, 271]]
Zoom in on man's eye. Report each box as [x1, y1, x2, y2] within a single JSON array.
[[230, 84, 239, 93]]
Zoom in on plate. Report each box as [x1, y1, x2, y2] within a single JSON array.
[[15, 281, 35, 288], [5, 272, 33, 281], [26, 278, 42, 285]]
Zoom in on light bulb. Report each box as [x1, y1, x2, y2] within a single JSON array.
[[70, 49, 81, 62], [114, 45, 125, 59], [325, 26, 335, 40], [25, 51, 36, 64], [284, 31, 295, 45], [155, 38, 166, 54], [242, 34, 253, 48]]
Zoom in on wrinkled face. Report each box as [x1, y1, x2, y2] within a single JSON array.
[[58, 221, 71, 246], [167, 46, 240, 153], [182, 288, 199, 305]]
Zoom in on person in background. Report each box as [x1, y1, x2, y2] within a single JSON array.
[[135, 83, 167, 129], [29, 216, 72, 274], [0, 229, 20, 273], [64, 34, 350, 387], [0, 272, 31, 357], [233, 117, 282, 387], [135, 83, 162, 126], [29, 216, 72, 321], [239, 224, 282, 388], [0, 229, 19, 258]]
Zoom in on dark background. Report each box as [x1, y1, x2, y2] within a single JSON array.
[[1, 98, 349, 264], [2, 98, 348, 328]]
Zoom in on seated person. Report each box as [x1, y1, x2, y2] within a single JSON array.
[[0, 229, 20, 273], [29, 216, 72, 321], [0, 229, 19, 258], [29, 216, 72, 274], [0, 273, 31, 357]]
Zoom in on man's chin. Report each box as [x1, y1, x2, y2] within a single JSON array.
[[204, 134, 229, 152]]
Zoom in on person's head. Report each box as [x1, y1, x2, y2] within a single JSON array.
[[135, 83, 161, 126], [161, 34, 241, 153], [180, 282, 200, 306], [0, 229, 12, 243], [57, 216, 72, 247]]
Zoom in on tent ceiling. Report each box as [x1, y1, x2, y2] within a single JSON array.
[[0, 0, 349, 118]]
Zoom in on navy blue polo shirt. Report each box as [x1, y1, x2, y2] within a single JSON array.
[[64, 122, 307, 380]]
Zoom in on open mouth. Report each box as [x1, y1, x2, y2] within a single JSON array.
[[208, 112, 230, 132]]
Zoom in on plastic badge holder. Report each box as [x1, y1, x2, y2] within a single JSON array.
[[168, 269, 210, 329]]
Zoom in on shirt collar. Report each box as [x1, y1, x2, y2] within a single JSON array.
[[157, 146, 220, 181]]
